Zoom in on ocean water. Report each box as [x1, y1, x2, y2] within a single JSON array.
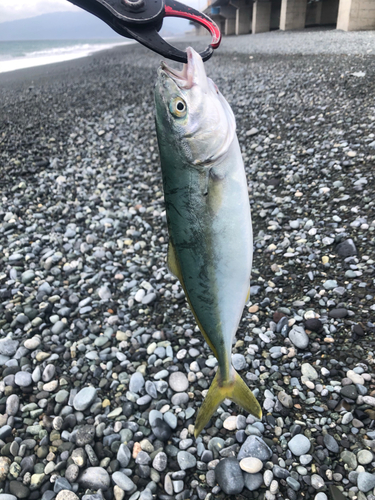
[[0, 39, 133, 74]]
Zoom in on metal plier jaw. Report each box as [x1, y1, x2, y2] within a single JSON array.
[[67, 0, 221, 62]]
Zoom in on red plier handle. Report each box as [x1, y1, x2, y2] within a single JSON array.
[[67, 0, 221, 62], [165, 0, 221, 50]]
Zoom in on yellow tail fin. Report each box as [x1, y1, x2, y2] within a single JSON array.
[[194, 368, 262, 438]]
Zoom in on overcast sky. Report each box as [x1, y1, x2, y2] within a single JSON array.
[[0, 0, 203, 23]]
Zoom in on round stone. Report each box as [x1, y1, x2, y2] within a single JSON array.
[[243, 472, 263, 491], [0, 339, 19, 356], [323, 434, 339, 453], [311, 474, 324, 489], [304, 318, 323, 332], [215, 457, 244, 495], [239, 457, 263, 473], [55, 390, 69, 404], [340, 450, 357, 469], [286, 476, 301, 491], [177, 451, 196, 470], [357, 472, 375, 493], [15, 371, 33, 387], [42, 364, 56, 382], [43, 380, 58, 392], [78, 467, 110, 491], [169, 372, 189, 392], [56, 492, 79, 500], [117, 444, 131, 468], [21, 271, 35, 284], [152, 418, 172, 441], [223, 416, 237, 431], [73, 387, 97, 411], [51, 321, 65, 335], [232, 353, 246, 371], [163, 412, 177, 430], [288, 326, 309, 349], [129, 372, 145, 393], [152, 452, 167, 472], [299, 454, 313, 465], [112, 471, 136, 492], [6, 394, 19, 416], [24, 337, 41, 350], [171, 392, 189, 405], [65, 464, 79, 483], [341, 385, 357, 399], [278, 391, 293, 408], [301, 363, 318, 380], [323, 280, 337, 290], [9, 481, 30, 499], [314, 494, 328, 500], [238, 435, 272, 461], [0, 457, 11, 481], [357, 449, 373, 465], [346, 369, 364, 385], [288, 435, 311, 456]]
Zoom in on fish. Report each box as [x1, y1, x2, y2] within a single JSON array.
[[154, 47, 262, 437]]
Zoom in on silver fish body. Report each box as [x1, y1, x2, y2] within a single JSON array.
[[155, 47, 262, 436]]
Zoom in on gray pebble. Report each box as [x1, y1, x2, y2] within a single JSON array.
[[288, 326, 309, 349], [232, 353, 246, 371], [73, 387, 97, 411], [152, 452, 167, 472], [117, 444, 131, 468], [129, 372, 145, 393], [169, 371, 189, 392], [357, 472, 375, 493], [215, 457, 244, 495], [0, 339, 19, 357], [177, 451, 196, 470], [323, 434, 339, 453], [6, 394, 19, 416], [112, 471, 136, 492], [243, 472, 263, 491], [238, 435, 272, 461], [78, 467, 110, 491], [288, 435, 311, 456], [15, 371, 33, 387]]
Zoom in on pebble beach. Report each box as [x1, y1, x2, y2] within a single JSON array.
[[0, 28, 375, 500]]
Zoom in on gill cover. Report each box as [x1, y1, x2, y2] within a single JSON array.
[[154, 47, 236, 166]]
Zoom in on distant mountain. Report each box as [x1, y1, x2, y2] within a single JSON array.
[[0, 10, 193, 41]]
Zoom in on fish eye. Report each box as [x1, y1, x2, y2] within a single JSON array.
[[169, 97, 187, 118]]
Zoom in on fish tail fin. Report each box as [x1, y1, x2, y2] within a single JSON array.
[[194, 368, 262, 438]]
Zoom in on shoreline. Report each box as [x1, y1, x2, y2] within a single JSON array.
[[1, 28, 375, 86], [0, 42, 140, 86], [0, 40, 134, 76]]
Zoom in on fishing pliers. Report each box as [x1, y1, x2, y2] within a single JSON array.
[[67, 0, 221, 62]]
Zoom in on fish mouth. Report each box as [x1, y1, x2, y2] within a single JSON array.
[[159, 47, 203, 90]]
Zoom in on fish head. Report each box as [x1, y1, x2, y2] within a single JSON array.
[[155, 47, 235, 166]]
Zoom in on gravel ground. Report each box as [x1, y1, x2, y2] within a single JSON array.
[[200, 27, 375, 56], [0, 29, 375, 500]]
